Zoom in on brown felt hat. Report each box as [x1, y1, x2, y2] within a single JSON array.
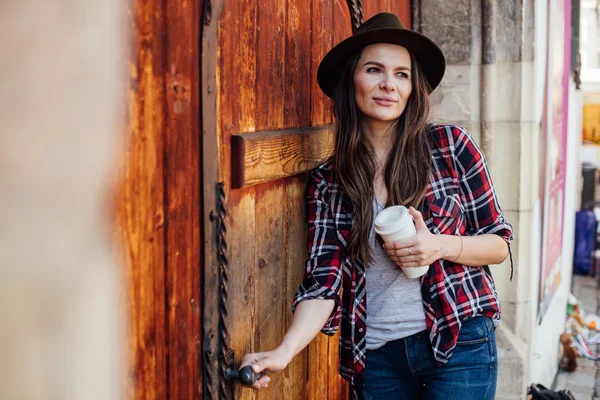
[[317, 12, 446, 99]]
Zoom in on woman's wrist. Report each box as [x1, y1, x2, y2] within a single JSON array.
[[275, 341, 295, 365], [439, 234, 462, 261]]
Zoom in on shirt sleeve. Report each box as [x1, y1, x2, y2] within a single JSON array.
[[292, 167, 344, 336], [452, 126, 514, 244]]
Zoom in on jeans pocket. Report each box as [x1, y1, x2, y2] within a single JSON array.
[[456, 317, 491, 346], [453, 317, 494, 368], [456, 336, 489, 346]]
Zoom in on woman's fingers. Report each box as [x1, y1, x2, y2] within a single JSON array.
[[389, 254, 429, 268], [387, 251, 424, 263], [248, 375, 271, 390], [257, 375, 271, 388], [239, 348, 290, 391], [386, 247, 410, 257], [383, 243, 424, 256], [240, 352, 263, 367], [240, 353, 266, 391]]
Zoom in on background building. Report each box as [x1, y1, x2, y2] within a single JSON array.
[[418, 0, 580, 398]]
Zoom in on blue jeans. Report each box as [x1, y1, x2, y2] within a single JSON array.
[[355, 316, 497, 400]]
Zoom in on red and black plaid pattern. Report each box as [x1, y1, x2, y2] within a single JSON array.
[[292, 124, 514, 386]]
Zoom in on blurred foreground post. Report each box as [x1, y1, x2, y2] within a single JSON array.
[[0, 1, 126, 399]]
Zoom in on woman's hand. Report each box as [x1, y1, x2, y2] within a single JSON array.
[[238, 299, 335, 391], [383, 207, 442, 268], [239, 344, 292, 391]]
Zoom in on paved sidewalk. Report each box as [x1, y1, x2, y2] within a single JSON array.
[[553, 275, 600, 399]]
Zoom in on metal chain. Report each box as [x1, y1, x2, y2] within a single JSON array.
[[216, 182, 231, 400], [346, 0, 364, 33]]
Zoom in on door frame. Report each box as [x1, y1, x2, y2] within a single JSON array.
[[201, 0, 227, 398]]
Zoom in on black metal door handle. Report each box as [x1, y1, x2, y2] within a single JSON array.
[[225, 365, 262, 386]]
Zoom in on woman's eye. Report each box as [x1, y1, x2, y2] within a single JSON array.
[[367, 67, 381, 73], [397, 72, 409, 79]]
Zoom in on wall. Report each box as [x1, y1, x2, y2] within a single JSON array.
[[522, 0, 581, 389], [529, 79, 581, 386], [418, 0, 580, 397]]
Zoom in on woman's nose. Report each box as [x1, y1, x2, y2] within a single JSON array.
[[379, 75, 395, 91]]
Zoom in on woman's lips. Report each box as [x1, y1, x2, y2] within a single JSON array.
[[373, 97, 397, 106]]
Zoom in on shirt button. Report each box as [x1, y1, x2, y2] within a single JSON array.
[[358, 328, 364, 333]]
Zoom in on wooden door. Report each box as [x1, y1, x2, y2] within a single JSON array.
[[118, 0, 203, 399], [202, 1, 412, 400]]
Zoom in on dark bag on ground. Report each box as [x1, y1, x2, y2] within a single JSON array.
[[528, 383, 576, 400]]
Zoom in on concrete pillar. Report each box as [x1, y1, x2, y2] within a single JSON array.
[[415, 1, 536, 398]]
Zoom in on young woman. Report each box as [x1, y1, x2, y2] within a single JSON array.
[[240, 12, 513, 400]]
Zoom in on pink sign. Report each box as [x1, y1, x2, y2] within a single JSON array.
[[538, 0, 571, 321]]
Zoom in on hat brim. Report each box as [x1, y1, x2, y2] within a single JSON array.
[[317, 28, 446, 99]]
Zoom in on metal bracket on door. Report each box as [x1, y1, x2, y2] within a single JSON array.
[[204, 182, 233, 400], [346, 0, 364, 32], [214, 182, 233, 400]]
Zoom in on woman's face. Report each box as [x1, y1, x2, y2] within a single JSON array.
[[353, 43, 413, 123]]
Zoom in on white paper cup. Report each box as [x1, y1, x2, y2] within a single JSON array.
[[374, 206, 429, 279]]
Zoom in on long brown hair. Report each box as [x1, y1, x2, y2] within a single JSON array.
[[331, 49, 432, 265]]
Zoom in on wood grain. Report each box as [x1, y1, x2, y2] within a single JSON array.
[[119, 0, 168, 398], [164, 0, 202, 398], [363, 0, 412, 27], [283, 175, 309, 399], [282, 0, 312, 397], [310, 0, 334, 126], [254, 0, 286, 398], [230, 126, 335, 188], [307, 1, 334, 399], [217, 0, 258, 399], [227, 188, 257, 400]]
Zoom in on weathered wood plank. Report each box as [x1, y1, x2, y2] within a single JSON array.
[[307, 2, 335, 399], [307, 334, 331, 400], [362, 0, 373, 22], [254, 183, 285, 400], [283, 176, 309, 400], [164, 0, 202, 399], [120, 0, 168, 398], [389, 0, 412, 27], [363, 0, 412, 27], [284, 0, 312, 130], [311, 0, 334, 126], [227, 188, 257, 400], [230, 125, 335, 188], [217, 0, 258, 399], [282, 0, 312, 397], [254, 0, 286, 398]]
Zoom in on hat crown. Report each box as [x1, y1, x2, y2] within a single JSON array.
[[355, 13, 406, 35], [316, 12, 445, 98]]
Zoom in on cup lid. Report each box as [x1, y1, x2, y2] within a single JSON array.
[[374, 205, 413, 235]]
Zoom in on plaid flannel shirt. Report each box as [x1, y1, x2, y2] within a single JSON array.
[[292, 124, 514, 386]]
